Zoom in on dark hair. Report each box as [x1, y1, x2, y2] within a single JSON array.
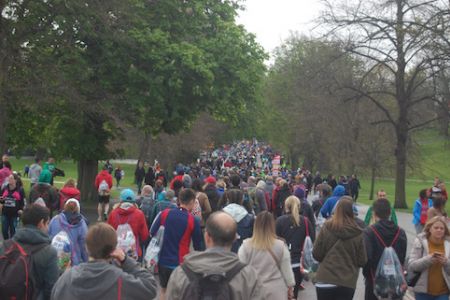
[[224, 189, 243, 205], [85, 223, 117, 259], [191, 178, 204, 192], [22, 204, 50, 226], [34, 157, 41, 163], [206, 212, 237, 247], [373, 198, 391, 220], [419, 189, 428, 199], [2, 161, 11, 170], [432, 195, 445, 210], [179, 188, 196, 205], [230, 174, 241, 187]]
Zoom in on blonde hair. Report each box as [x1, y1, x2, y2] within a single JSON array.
[[424, 216, 450, 239], [329, 196, 357, 231], [249, 211, 277, 250], [64, 178, 76, 188], [285, 196, 301, 226]]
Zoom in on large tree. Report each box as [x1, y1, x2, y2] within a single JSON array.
[[321, 0, 450, 208]]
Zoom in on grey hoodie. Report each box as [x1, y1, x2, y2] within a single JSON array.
[[166, 248, 266, 299], [51, 257, 157, 300]]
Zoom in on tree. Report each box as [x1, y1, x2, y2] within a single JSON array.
[[321, 0, 450, 208]]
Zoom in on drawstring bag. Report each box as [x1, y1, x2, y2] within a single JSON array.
[[116, 223, 137, 259], [51, 231, 72, 271], [372, 226, 407, 299], [301, 217, 319, 276], [144, 225, 165, 272]]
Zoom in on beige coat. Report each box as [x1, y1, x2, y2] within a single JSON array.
[[238, 239, 295, 299], [408, 233, 450, 294]]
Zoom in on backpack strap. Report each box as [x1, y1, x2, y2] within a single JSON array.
[[371, 225, 401, 248], [304, 216, 309, 237], [181, 263, 201, 282], [117, 277, 122, 300]]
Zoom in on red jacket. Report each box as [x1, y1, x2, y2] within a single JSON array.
[[95, 170, 113, 190], [107, 205, 149, 257], [170, 175, 184, 190], [59, 186, 81, 210]]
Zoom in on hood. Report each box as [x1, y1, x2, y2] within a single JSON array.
[[332, 185, 345, 197], [327, 223, 362, 240], [62, 262, 121, 298], [61, 211, 83, 226], [13, 225, 51, 245], [60, 187, 80, 198], [183, 249, 242, 274], [294, 187, 305, 200], [373, 220, 399, 241], [223, 203, 248, 223], [117, 204, 138, 216], [39, 169, 52, 184]]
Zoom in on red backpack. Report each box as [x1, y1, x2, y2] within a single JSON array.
[[0, 240, 47, 300]]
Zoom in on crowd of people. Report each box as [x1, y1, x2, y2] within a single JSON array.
[[0, 141, 448, 300]]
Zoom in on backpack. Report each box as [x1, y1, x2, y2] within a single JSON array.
[[139, 196, 155, 224], [371, 226, 407, 299], [144, 209, 169, 272], [98, 179, 110, 196], [116, 216, 138, 259], [301, 217, 319, 275], [180, 262, 246, 300], [0, 240, 47, 300]]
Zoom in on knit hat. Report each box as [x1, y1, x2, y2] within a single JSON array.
[[65, 198, 81, 212], [204, 176, 216, 185], [294, 187, 305, 200], [120, 189, 136, 202]]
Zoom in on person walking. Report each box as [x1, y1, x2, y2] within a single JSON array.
[[362, 198, 407, 300], [135, 160, 146, 195], [166, 211, 265, 299], [0, 174, 25, 239], [29, 157, 42, 188], [29, 171, 59, 217], [58, 178, 81, 211], [413, 189, 433, 234], [51, 223, 157, 300], [408, 216, 450, 300], [313, 197, 367, 300], [276, 195, 315, 299], [48, 199, 88, 266], [238, 211, 295, 299], [95, 166, 113, 221], [114, 165, 122, 188]]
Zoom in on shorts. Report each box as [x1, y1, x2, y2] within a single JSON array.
[[158, 264, 175, 288], [98, 195, 110, 204]]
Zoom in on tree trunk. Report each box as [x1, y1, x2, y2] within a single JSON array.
[[369, 166, 376, 200], [0, 101, 6, 155], [394, 124, 408, 209], [138, 132, 151, 161], [77, 159, 98, 203]]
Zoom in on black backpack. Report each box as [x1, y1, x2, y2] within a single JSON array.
[[0, 240, 47, 300], [180, 262, 246, 300]]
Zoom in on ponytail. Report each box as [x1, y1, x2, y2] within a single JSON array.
[[285, 196, 301, 226]]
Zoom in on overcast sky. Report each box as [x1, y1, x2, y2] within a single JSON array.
[[237, 0, 324, 56]]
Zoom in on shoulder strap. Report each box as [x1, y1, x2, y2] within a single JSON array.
[[304, 216, 309, 237], [371, 225, 401, 248], [268, 248, 282, 273], [117, 277, 122, 300], [181, 263, 201, 283], [225, 262, 246, 282]]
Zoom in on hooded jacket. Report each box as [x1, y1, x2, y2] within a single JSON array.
[[0, 225, 59, 300], [273, 184, 291, 218], [313, 221, 367, 289], [48, 212, 88, 266], [59, 186, 81, 211], [0, 167, 12, 187], [362, 220, 407, 290], [223, 203, 254, 253], [107, 204, 149, 257], [166, 248, 265, 300], [320, 185, 346, 219], [50, 257, 157, 300], [95, 170, 113, 191], [29, 183, 59, 212], [294, 187, 316, 228]]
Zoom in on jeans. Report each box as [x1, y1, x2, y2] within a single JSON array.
[[316, 286, 355, 300], [415, 293, 449, 300], [2, 215, 18, 239]]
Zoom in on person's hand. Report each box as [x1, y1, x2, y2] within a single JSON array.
[[110, 248, 126, 266], [288, 286, 294, 300], [437, 253, 448, 265]]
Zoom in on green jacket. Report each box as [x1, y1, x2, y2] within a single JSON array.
[[313, 222, 367, 289], [364, 205, 398, 225]]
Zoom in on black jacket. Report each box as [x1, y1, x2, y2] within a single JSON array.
[[362, 220, 407, 285], [274, 185, 291, 218], [276, 214, 315, 264], [301, 200, 316, 229]]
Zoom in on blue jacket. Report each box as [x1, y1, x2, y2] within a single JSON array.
[[412, 198, 433, 225], [320, 185, 346, 219], [48, 212, 88, 266]]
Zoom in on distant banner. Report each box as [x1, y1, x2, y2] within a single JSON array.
[[272, 155, 281, 176]]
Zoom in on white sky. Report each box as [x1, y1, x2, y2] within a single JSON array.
[[237, 0, 324, 56]]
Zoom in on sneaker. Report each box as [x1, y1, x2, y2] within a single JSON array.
[[97, 217, 102, 222], [103, 213, 108, 221]]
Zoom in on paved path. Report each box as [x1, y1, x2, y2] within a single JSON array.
[[298, 201, 416, 300]]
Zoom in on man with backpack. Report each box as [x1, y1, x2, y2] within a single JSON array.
[[0, 204, 58, 300], [150, 188, 203, 299], [166, 211, 264, 299], [29, 171, 59, 217], [95, 166, 113, 221], [362, 198, 407, 300]]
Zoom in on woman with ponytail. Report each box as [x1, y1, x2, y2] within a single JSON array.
[[276, 195, 315, 298]]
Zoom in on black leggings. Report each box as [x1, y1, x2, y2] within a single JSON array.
[[292, 267, 303, 298], [316, 286, 355, 300]]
